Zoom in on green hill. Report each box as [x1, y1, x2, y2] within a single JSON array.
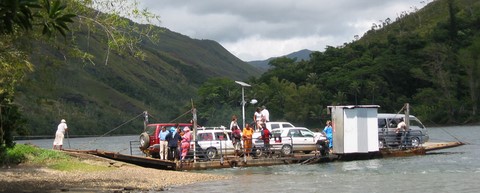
[[15, 25, 261, 136], [246, 0, 480, 127]]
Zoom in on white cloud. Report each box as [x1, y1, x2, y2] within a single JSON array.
[[140, 0, 429, 61]]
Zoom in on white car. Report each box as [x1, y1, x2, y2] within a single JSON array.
[[194, 127, 237, 159], [254, 127, 326, 156]]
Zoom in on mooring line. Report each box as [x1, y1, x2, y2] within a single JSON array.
[[78, 112, 145, 149], [440, 127, 465, 144]]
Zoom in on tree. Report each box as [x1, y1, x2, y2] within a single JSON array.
[[1, 0, 159, 158], [1, 0, 77, 159]]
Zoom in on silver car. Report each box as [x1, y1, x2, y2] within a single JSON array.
[[254, 127, 326, 156]]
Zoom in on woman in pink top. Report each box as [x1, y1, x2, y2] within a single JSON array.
[[181, 126, 192, 160]]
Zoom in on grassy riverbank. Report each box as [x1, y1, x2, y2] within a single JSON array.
[[0, 144, 228, 192]]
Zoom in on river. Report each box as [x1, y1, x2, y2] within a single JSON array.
[[16, 125, 480, 193]]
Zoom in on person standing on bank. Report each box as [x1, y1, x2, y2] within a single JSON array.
[[158, 126, 169, 160], [53, 119, 68, 150]]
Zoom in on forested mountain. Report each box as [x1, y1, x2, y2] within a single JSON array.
[[195, 0, 480, 129], [248, 49, 313, 71], [15, 25, 261, 136], [10, 0, 480, 137]]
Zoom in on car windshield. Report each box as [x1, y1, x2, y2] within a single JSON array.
[[287, 129, 301, 137], [300, 130, 314, 137]]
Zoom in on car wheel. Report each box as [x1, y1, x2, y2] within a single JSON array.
[[303, 151, 312, 154], [139, 132, 150, 150], [206, 148, 217, 159], [411, 137, 420, 147], [281, 145, 292, 156], [379, 139, 386, 148], [253, 146, 263, 157]]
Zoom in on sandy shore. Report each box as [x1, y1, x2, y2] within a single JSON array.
[[0, 152, 229, 192]]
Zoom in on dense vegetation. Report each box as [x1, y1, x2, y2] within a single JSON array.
[[1, 1, 260, 140], [3, 0, 479, 150], [195, 0, 480, 129]]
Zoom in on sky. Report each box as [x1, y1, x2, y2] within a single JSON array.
[[139, 0, 428, 61]]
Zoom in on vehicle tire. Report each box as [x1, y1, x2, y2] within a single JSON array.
[[139, 132, 150, 150], [303, 151, 312, 154], [206, 148, 217, 159], [253, 146, 263, 157], [411, 137, 420, 147], [281, 145, 292, 156], [379, 139, 386, 148]]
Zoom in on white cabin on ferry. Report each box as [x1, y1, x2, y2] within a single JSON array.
[[328, 105, 380, 154]]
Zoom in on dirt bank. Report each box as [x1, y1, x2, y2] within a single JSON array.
[[0, 152, 229, 192]]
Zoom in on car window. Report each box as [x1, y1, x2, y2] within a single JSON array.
[[410, 119, 425, 129], [272, 130, 282, 135], [145, 125, 157, 135], [282, 123, 294, 128], [300, 130, 314, 137], [271, 124, 280, 129], [215, 132, 228, 141], [378, 118, 386, 128], [288, 129, 301, 137], [387, 118, 397, 128], [198, 133, 213, 141]]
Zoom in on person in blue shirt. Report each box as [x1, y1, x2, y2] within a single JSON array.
[[166, 126, 182, 161], [323, 120, 333, 149], [158, 127, 170, 160]]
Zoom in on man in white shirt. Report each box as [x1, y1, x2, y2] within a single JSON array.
[[261, 105, 270, 122], [53, 119, 68, 150], [395, 117, 407, 146]]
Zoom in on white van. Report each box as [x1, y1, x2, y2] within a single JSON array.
[[377, 113, 429, 148]]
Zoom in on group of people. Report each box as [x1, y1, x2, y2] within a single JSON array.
[[230, 122, 270, 158], [254, 106, 269, 131], [158, 124, 192, 161]]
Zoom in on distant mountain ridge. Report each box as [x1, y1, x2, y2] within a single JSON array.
[[248, 49, 313, 71], [16, 24, 261, 135]]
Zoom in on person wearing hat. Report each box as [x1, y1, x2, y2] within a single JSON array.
[[166, 126, 182, 161], [180, 126, 192, 160], [53, 119, 68, 150]]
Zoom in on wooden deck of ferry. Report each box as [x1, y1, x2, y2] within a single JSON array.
[[63, 141, 463, 171]]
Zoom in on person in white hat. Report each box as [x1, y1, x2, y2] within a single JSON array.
[[53, 119, 68, 150]]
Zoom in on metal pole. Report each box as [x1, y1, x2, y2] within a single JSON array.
[[241, 86, 246, 131], [143, 111, 148, 132], [192, 106, 197, 163]]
